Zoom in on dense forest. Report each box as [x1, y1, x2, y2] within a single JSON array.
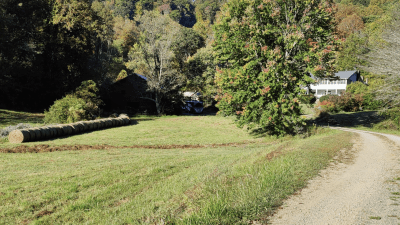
[[0, 0, 399, 118], [0, 0, 226, 111]]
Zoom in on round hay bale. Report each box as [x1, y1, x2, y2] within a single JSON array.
[[30, 128, 42, 140], [8, 129, 31, 143], [92, 121, 98, 129], [64, 125, 73, 135], [118, 118, 125, 125], [100, 119, 108, 128], [48, 127, 57, 137], [44, 127, 53, 138], [119, 114, 129, 118], [75, 122, 86, 132], [56, 125, 66, 136], [106, 119, 113, 127], [114, 118, 120, 126], [101, 119, 108, 128], [85, 121, 94, 131], [104, 119, 111, 127], [72, 123, 84, 133], [121, 117, 130, 125], [26, 129, 36, 140], [115, 118, 122, 126], [83, 121, 91, 131], [120, 118, 126, 125], [91, 121, 98, 130], [68, 124, 78, 134], [39, 127, 51, 139], [95, 120, 102, 129], [109, 119, 115, 127], [52, 126, 62, 136], [59, 126, 69, 136]]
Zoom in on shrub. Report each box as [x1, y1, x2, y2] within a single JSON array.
[[314, 100, 336, 118], [74, 80, 103, 118], [44, 95, 86, 124], [379, 108, 400, 126], [299, 94, 317, 104], [318, 92, 364, 112], [44, 80, 103, 124], [319, 100, 337, 113], [347, 81, 382, 110], [331, 92, 363, 112], [319, 94, 335, 103]]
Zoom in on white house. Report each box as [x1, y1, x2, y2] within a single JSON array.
[[306, 70, 362, 98]]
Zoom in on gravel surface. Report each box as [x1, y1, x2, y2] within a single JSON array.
[[268, 127, 400, 225]]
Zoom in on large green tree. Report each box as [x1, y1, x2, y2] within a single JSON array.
[[213, 0, 337, 135], [127, 10, 183, 114]]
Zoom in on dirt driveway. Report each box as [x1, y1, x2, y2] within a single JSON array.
[[268, 127, 400, 224]]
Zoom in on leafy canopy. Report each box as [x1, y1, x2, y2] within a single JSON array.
[[213, 0, 337, 135]]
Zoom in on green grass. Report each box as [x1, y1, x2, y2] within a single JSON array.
[[300, 104, 315, 115], [369, 216, 382, 220], [0, 114, 354, 224], [354, 124, 400, 136], [0, 109, 44, 129], [1, 115, 264, 148]]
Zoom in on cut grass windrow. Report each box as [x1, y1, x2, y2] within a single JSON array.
[[0, 140, 267, 153]]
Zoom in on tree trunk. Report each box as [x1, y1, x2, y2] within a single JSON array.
[[155, 92, 161, 115]]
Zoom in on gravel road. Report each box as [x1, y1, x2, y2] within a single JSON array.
[[268, 127, 400, 225]]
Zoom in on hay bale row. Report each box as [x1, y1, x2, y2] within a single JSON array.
[[8, 115, 131, 143]]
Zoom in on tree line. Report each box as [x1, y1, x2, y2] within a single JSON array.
[[1, 0, 399, 134], [0, 0, 224, 112]]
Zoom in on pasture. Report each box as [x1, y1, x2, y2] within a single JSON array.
[[0, 110, 354, 224]]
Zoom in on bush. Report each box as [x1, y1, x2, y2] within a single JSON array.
[[319, 94, 335, 103], [299, 94, 316, 104], [74, 80, 103, 118], [315, 100, 338, 115], [347, 81, 382, 110], [44, 95, 87, 124], [379, 108, 400, 125], [318, 92, 364, 112], [330, 92, 363, 112], [44, 80, 103, 124]]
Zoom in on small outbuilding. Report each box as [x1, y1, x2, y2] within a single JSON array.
[[102, 73, 158, 114]]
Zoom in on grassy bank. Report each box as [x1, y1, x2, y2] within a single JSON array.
[[0, 113, 354, 224]]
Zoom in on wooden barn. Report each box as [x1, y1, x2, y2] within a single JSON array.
[[102, 73, 158, 115]]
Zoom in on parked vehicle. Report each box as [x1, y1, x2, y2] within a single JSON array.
[[182, 101, 204, 114]]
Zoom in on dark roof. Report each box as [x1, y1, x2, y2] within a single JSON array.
[[335, 70, 357, 79], [309, 70, 357, 80]]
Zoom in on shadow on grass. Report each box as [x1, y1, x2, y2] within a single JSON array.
[[309, 111, 385, 128], [0, 109, 44, 127]]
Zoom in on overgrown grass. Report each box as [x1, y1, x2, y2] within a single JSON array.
[[0, 113, 354, 224], [354, 121, 400, 136]]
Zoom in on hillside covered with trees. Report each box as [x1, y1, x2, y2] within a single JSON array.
[[1, 0, 399, 132]]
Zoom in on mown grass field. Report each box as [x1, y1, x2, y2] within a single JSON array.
[[0, 109, 44, 129], [0, 109, 355, 224]]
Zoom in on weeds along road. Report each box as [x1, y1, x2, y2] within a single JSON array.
[[269, 127, 400, 225]]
